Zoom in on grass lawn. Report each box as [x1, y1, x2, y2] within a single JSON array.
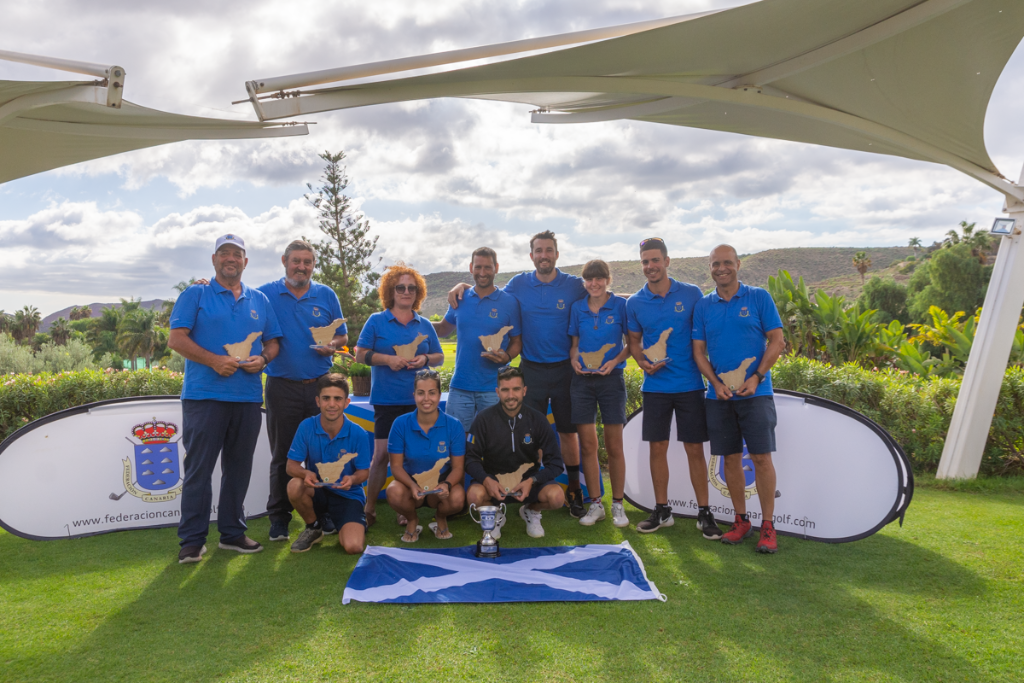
[[1, 483, 1022, 682]]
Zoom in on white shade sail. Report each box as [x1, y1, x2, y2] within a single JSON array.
[[1, 51, 307, 185], [247, 0, 1024, 201]]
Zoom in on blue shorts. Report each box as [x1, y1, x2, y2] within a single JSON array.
[[705, 395, 777, 455], [313, 490, 367, 528], [641, 390, 708, 443], [570, 370, 627, 425]]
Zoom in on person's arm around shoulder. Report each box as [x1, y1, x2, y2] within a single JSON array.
[[433, 305, 456, 338]]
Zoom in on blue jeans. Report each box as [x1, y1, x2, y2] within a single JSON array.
[[445, 387, 499, 432], [178, 400, 262, 548]]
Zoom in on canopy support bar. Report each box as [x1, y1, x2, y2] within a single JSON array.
[[937, 165, 1024, 479]]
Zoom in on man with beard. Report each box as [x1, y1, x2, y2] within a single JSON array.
[[692, 244, 785, 554], [465, 366, 565, 539], [432, 247, 522, 431], [169, 234, 282, 563], [625, 238, 716, 536], [258, 239, 348, 542], [449, 232, 588, 517]]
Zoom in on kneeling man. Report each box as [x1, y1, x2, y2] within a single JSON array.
[[386, 369, 467, 543], [465, 366, 565, 539], [286, 374, 371, 554]]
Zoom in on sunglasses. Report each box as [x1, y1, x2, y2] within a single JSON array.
[[639, 237, 666, 249], [394, 284, 419, 294], [415, 368, 440, 380]]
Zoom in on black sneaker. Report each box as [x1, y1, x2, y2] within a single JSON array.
[[636, 505, 674, 533], [218, 536, 263, 554], [696, 509, 723, 540], [320, 515, 337, 534], [269, 520, 290, 542], [566, 488, 586, 518], [290, 527, 324, 553], [178, 544, 206, 564]]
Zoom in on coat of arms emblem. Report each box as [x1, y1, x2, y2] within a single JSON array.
[[120, 419, 185, 503]]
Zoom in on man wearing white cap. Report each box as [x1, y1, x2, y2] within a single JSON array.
[[168, 234, 283, 564]]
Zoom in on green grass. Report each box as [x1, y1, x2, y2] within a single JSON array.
[[1, 486, 1022, 682]]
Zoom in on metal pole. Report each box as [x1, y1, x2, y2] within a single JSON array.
[[0, 49, 114, 79], [936, 165, 1024, 479]]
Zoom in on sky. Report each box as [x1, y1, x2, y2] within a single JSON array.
[[2, 0, 1024, 315]]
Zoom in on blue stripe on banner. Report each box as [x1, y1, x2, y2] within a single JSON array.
[[342, 541, 664, 604]]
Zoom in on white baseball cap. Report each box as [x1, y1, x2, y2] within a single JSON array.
[[215, 234, 246, 252]]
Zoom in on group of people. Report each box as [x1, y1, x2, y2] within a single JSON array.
[[168, 229, 785, 565]]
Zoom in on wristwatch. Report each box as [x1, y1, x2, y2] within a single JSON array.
[[753, 370, 765, 384], [260, 353, 271, 367]]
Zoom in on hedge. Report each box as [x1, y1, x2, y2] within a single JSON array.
[[3, 360, 1023, 475]]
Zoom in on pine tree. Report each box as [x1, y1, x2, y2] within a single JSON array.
[[304, 150, 381, 339]]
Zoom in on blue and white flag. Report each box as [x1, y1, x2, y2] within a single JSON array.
[[342, 541, 664, 604]]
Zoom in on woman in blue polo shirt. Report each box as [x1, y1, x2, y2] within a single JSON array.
[[386, 369, 466, 542], [568, 259, 631, 528], [355, 265, 444, 527]]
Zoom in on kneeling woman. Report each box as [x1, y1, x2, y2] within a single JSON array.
[[386, 369, 466, 542]]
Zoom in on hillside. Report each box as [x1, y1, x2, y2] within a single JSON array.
[[40, 299, 165, 332], [419, 246, 913, 315]]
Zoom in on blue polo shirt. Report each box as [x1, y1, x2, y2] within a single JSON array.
[[503, 269, 586, 363], [692, 283, 783, 400], [625, 279, 705, 394], [444, 287, 522, 392], [287, 415, 372, 502], [568, 294, 629, 371], [258, 279, 346, 381], [170, 279, 282, 402], [387, 411, 466, 483], [356, 310, 443, 406]]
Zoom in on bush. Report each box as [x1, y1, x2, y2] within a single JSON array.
[[0, 369, 183, 443], [35, 339, 96, 373], [0, 334, 39, 374]]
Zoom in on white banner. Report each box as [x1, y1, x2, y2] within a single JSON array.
[[623, 390, 913, 542], [0, 397, 272, 540]]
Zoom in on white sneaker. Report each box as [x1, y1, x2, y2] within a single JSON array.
[[519, 504, 545, 538], [579, 502, 606, 526], [491, 511, 506, 540], [611, 502, 629, 528]]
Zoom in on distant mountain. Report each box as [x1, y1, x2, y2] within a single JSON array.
[[419, 246, 913, 316], [41, 299, 166, 332]]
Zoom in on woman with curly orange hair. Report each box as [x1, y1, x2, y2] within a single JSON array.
[[354, 263, 444, 526]]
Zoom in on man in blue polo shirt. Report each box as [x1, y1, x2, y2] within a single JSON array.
[[286, 374, 371, 554], [693, 244, 786, 554], [448, 231, 589, 517], [169, 233, 283, 564], [258, 239, 347, 543], [626, 237, 716, 537], [433, 246, 522, 431]]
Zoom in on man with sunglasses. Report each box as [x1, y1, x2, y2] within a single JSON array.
[[432, 247, 522, 432], [449, 232, 588, 517], [626, 237, 718, 537]]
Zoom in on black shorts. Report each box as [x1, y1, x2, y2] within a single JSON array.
[[570, 370, 627, 425], [705, 395, 777, 456], [313, 490, 367, 528], [372, 404, 415, 439], [521, 359, 576, 434], [641, 390, 709, 443]]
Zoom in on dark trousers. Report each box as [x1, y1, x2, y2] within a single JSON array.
[[178, 400, 262, 548], [264, 376, 321, 526]]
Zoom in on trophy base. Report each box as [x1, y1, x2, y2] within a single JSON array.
[[475, 540, 501, 558]]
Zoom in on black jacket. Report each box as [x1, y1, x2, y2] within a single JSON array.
[[464, 402, 563, 487]]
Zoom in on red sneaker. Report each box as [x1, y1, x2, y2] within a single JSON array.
[[721, 515, 753, 545], [756, 522, 778, 554]]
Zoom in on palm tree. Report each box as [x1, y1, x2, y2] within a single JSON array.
[[117, 309, 158, 370], [908, 237, 922, 258], [852, 251, 872, 284], [943, 229, 961, 248], [13, 306, 41, 343], [0, 310, 9, 335], [50, 317, 72, 345]]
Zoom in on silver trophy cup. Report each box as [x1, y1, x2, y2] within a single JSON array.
[[469, 503, 505, 558]]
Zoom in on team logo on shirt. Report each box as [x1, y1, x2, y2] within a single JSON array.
[[312, 307, 322, 317], [489, 308, 498, 318], [438, 440, 447, 453], [556, 299, 565, 310], [674, 301, 684, 312], [605, 315, 615, 325], [523, 433, 532, 445], [739, 306, 750, 318], [251, 310, 259, 320], [708, 446, 758, 500]]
